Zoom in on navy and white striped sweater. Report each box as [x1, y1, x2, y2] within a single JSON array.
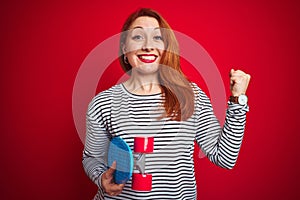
[[82, 83, 249, 200]]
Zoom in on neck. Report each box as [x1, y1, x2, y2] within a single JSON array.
[[124, 71, 161, 95]]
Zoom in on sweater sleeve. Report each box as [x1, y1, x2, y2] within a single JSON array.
[[195, 87, 249, 169], [82, 95, 111, 195]]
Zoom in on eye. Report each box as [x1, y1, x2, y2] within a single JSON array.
[[132, 35, 144, 40], [153, 35, 163, 41]]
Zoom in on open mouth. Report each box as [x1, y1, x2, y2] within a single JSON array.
[[137, 54, 158, 63]]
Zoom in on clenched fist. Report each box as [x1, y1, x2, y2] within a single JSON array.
[[230, 69, 251, 96]]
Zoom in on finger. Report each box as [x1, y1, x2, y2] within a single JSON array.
[[246, 74, 251, 80], [230, 69, 246, 80], [231, 72, 246, 79], [108, 183, 125, 196], [232, 76, 251, 86], [229, 69, 235, 77], [231, 72, 250, 80], [110, 183, 125, 192], [230, 75, 244, 85], [105, 161, 116, 178], [233, 69, 246, 74], [230, 79, 234, 85], [230, 73, 243, 78]]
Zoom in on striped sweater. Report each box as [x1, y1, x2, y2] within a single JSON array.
[[82, 83, 249, 200]]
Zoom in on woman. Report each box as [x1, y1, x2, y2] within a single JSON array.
[[83, 8, 250, 200]]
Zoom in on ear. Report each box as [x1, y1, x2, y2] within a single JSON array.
[[121, 43, 127, 55]]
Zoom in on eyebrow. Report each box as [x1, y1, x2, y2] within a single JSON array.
[[132, 26, 161, 30]]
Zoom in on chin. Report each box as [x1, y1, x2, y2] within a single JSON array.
[[135, 63, 160, 75]]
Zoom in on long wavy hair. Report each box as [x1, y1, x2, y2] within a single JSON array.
[[119, 8, 194, 121]]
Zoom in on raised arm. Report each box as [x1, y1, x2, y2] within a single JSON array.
[[195, 69, 251, 169]]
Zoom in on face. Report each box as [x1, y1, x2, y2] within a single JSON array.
[[123, 16, 165, 74]]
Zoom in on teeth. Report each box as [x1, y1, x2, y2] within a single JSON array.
[[140, 56, 156, 61]]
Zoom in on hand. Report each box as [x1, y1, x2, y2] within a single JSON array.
[[101, 161, 125, 196], [230, 69, 251, 96]]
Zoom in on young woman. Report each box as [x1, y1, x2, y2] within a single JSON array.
[[83, 8, 251, 200]]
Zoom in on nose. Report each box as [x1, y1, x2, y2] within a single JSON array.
[[142, 38, 154, 51]]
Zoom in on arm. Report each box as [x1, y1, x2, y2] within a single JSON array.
[[82, 96, 124, 197], [195, 92, 249, 169], [82, 101, 109, 189], [195, 69, 251, 169]]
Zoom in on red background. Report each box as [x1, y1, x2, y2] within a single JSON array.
[[1, 0, 299, 199]]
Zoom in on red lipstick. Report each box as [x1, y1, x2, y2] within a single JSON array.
[[137, 54, 157, 63]]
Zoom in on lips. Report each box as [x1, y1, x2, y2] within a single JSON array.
[[137, 54, 158, 63]]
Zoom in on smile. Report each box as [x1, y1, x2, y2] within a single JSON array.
[[137, 54, 158, 63]]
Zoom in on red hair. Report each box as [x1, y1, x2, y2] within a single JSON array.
[[119, 8, 194, 121]]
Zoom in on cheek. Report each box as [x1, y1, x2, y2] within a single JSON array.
[[125, 41, 142, 52], [158, 49, 165, 57], [126, 52, 135, 59], [126, 52, 138, 66], [156, 42, 165, 52]]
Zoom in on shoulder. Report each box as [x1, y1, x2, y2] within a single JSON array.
[[190, 82, 212, 109], [190, 82, 208, 99], [87, 84, 122, 113]]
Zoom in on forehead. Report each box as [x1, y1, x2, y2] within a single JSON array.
[[129, 16, 160, 29]]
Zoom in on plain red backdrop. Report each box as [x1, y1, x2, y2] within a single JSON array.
[[1, 0, 299, 199]]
